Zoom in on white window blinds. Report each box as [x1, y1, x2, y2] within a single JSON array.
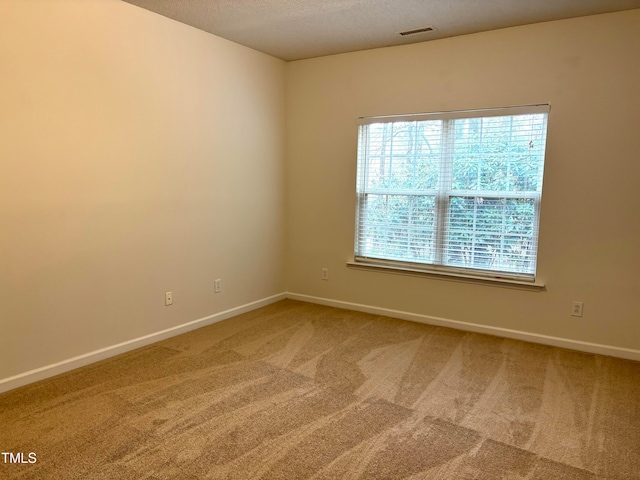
[[355, 105, 549, 280]]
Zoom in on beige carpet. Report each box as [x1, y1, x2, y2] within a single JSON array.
[[1, 300, 638, 479]]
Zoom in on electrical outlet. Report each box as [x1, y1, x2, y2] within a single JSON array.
[[322, 268, 329, 280], [165, 291, 173, 306], [214, 279, 222, 293], [571, 301, 583, 317]]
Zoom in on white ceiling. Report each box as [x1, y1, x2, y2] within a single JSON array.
[[122, 0, 640, 61]]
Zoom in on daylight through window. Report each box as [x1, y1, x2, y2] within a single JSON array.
[[354, 105, 549, 281]]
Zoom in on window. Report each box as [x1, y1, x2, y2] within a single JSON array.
[[354, 105, 549, 282]]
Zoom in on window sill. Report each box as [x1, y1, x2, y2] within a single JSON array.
[[346, 261, 545, 290]]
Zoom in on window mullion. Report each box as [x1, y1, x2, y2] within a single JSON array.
[[435, 119, 454, 266], [472, 198, 477, 266], [500, 197, 507, 269], [408, 195, 414, 259]]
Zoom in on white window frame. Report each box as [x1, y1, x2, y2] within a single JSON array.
[[353, 104, 550, 285]]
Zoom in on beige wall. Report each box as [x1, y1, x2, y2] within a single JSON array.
[[286, 10, 640, 350], [0, 0, 286, 380]]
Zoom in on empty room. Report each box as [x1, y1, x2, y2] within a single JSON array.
[[1, 0, 639, 478]]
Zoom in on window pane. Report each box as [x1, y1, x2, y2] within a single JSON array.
[[446, 196, 537, 274], [365, 121, 441, 191], [358, 194, 436, 263], [451, 114, 547, 193]]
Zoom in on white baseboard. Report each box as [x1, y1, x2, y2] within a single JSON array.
[[3, 291, 637, 395], [0, 293, 287, 394], [286, 292, 640, 362]]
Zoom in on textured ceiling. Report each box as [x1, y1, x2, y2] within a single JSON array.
[[122, 0, 640, 61]]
